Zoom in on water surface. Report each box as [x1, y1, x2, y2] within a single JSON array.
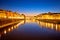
[[0, 20, 60, 40]]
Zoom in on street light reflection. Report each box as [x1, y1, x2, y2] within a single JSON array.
[[0, 20, 24, 37], [4, 30, 7, 34], [36, 20, 60, 32]]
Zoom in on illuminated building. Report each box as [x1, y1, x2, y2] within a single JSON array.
[[36, 12, 60, 20]]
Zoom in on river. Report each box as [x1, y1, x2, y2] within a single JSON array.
[[0, 20, 60, 40]]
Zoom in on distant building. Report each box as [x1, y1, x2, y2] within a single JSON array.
[[36, 12, 60, 20], [0, 9, 25, 19]]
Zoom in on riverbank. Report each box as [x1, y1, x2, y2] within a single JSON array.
[[0, 19, 24, 28], [37, 19, 60, 24]]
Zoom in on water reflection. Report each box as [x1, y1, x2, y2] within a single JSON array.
[[36, 20, 60, 32], [0, 20, 60, 40], [0, 21, 24, 37], [1, 19, 60, 37], [25, 19, 36, 23]]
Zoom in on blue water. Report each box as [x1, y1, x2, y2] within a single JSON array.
[[0, 22, 60, 40]]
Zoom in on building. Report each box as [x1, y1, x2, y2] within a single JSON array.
[[0, 9, 25, 19], [36, 12, 60, 20]]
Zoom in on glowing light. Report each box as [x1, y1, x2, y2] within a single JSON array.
[[8, 28, 11, 32], [4, 16, 6, 18], [14, 26, 17, 28], [11, 27, 13, 29], [51, 24, 53, 29], [8, 16, 12, 19], [56, 24, 58, 31], [4, 30, 7, 34]]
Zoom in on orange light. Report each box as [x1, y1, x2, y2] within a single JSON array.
[[4, 30, 7, 34]]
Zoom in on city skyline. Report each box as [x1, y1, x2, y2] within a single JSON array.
[[0, 0, 60, 16]]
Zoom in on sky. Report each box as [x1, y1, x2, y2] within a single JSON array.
[[0, 0, 60, 16]]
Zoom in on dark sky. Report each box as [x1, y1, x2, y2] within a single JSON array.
[[0, 0, 60, 15]]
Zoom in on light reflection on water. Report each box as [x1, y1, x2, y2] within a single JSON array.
[[0, 20, 60, 40], [36, 20, 60, 32], [0, 21, 25, 37]]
